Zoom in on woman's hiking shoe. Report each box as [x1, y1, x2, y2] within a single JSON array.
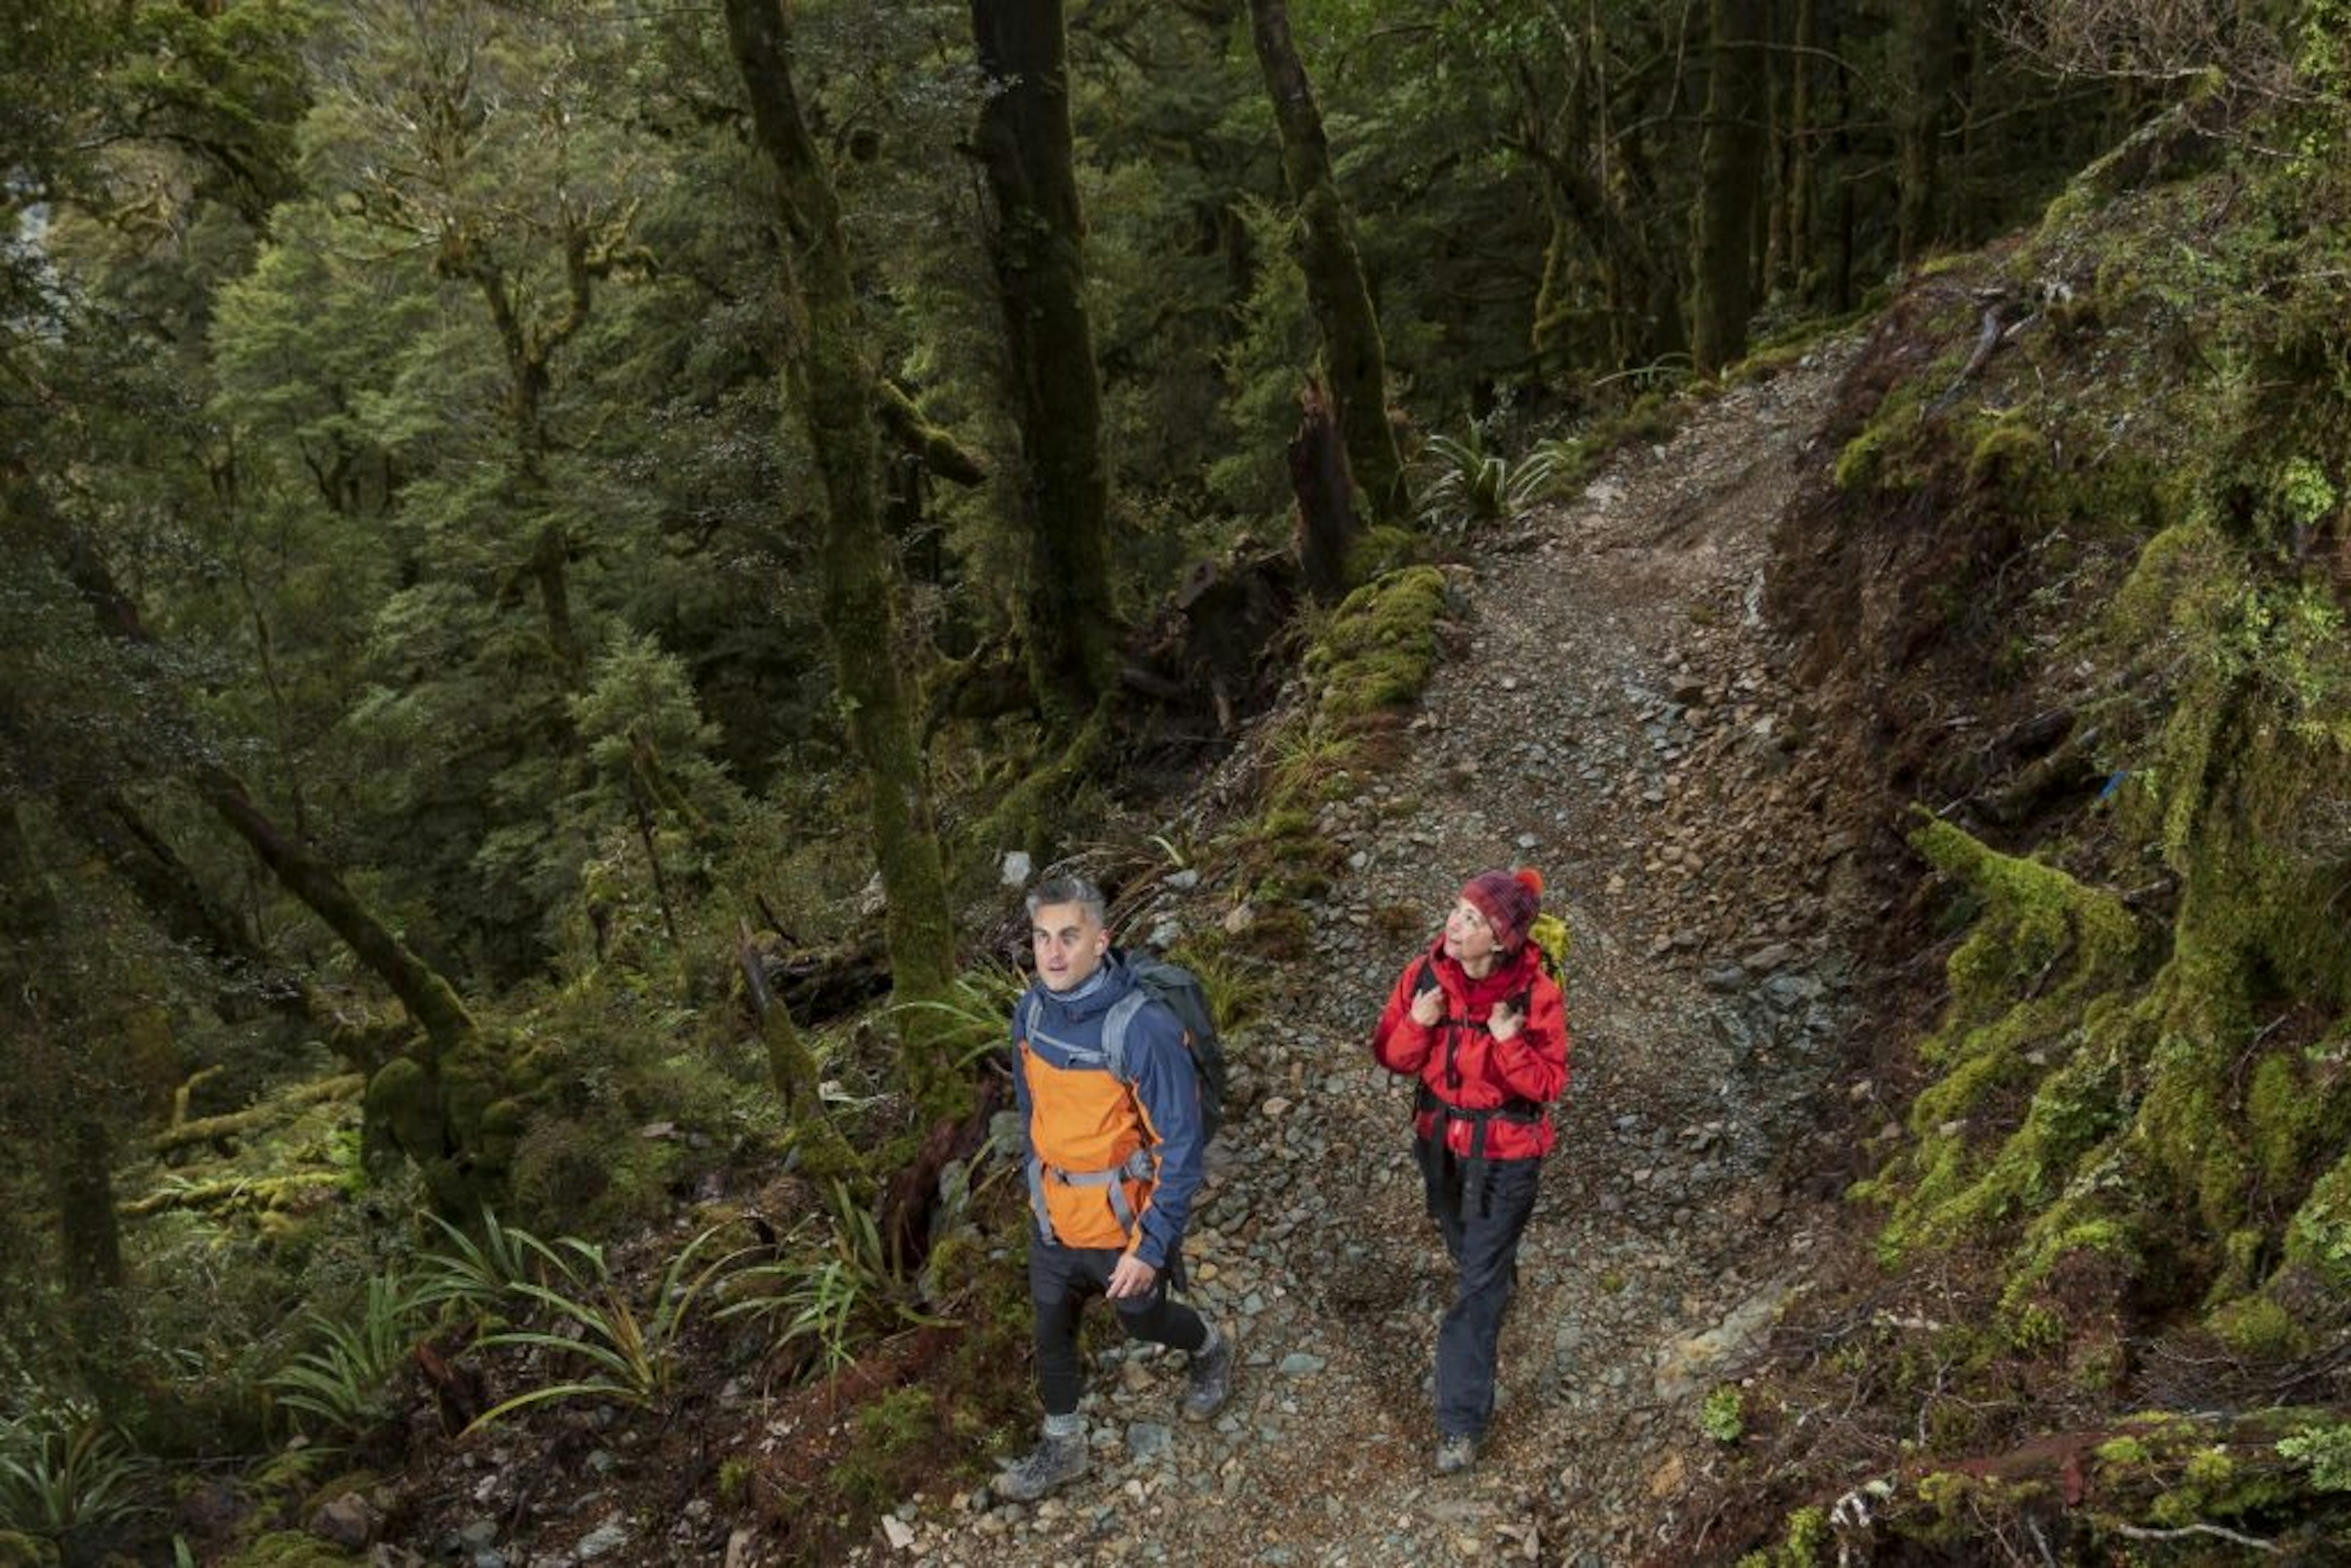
[[1182, 1326, 1234, 1422], [994, 1432, 1088, 1502], [1433, 1432, 1478, 1476]]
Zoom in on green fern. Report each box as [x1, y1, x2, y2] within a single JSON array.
[[891, 962, 1030, 1070], [0, 1403, 151, 1543], [412, 1208, 604, 1326], [715, 1180, 943, 1376], [1416, 430, 1561, 531], [264, 1273, 424, 1441], [463, 1221, 749, 1433]]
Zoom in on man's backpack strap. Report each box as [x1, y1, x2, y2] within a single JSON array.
[[1099, 989, 1150, 1084], [1027, 1149, 1153, 1240]]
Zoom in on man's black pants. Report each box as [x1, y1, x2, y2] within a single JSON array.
[[1029, 1237, 1207, 1418]]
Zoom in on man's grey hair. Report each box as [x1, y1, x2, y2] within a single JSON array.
[[1025, 876, 1108, 925]]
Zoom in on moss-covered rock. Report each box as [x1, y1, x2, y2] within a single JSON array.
[[1872, 815, 2143, 1261], [0, 1532, 58, 1568], [1302, 565, 1450, 724], [218, 1533, 364, 1568]]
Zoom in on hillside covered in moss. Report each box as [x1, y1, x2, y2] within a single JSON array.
[[1714, 32, 2351, 1561]]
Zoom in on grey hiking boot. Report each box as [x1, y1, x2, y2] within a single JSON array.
[[995, 1431, 1088, 1502], [1182, 1326, 1234, 1422], [1434, 1432, 1477, 1476]]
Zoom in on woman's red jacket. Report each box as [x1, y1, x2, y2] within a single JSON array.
[[1370, 935, 1570, 1160]]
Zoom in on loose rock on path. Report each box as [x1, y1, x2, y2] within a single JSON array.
[[891, 339, 1875, 1567]]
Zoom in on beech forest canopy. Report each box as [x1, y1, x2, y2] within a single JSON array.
[[0, 0, 2268, 1548], [1, 0, 2151, 968]]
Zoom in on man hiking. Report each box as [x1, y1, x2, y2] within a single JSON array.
[[1371, 867, 1570, 1475], [996, 876, 1234, 1502]]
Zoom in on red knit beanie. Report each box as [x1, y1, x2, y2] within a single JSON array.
[[1461, 866, 1544, 951]]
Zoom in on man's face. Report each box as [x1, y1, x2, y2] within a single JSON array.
[[1031, 900, 1111, 992]]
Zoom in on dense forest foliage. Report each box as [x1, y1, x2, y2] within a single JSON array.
[[4, 0, 2347, 1562]]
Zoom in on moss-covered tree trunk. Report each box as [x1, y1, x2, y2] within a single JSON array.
[[1245, 0, 1406, 527], [1690, 0, 1769, 375], [970, 0, 1119, 735], [1289, 376, 1359, 603], [62, 534, 476, 1060], [1895, 0, 1962, 266], [195, 762, 478, 1050], [54, 527, 508, 1207], [723, 0, 961, 1109], [62, 790, 317, 1028], [737, 923, 863, 1179], [198, 781, 511, 1208]]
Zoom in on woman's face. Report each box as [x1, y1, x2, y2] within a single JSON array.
[[1442, 897, 1500, 970]]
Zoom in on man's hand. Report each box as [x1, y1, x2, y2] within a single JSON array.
[[1488, 998, 1524, 1041], [1410, 986, 1444, 1028], [1104, 1254, 1159, 1299]]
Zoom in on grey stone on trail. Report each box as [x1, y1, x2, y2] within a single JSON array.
[[1652, 1279, 1798, 1401], [308, 1491, 377, 1550], [1702, 963, 1747, 992], [1763, 972, 1824, 1010], [1276, 1352, 1327, 1376], [573, 1521, 630, 1561]]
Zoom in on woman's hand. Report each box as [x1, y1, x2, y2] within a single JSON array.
[[1410, 986, 1444, 1027], [1488, 998, 1524, 1041]]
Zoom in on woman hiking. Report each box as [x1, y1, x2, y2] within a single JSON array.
[[1370, 867, 1570, 1475]]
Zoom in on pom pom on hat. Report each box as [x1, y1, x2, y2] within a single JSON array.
[[1461, 866, 1543, 951]]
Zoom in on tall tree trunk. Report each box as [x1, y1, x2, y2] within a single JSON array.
[[1288, 375, 1359, 603], [1245, 0, 1406, 527], [444, 249, 601, 683], [1828, 9, 1858, 312], [193, 760, 478, 1054], [1785, 0, 1817, 301], [1615, 123, 1687, 369], [0, 803, 129, 1411], [1690, 0, 1769, 375], [1896, 0, 1962, 265], [969, 0, 1119, 735], [722, 0, 961, 1108]]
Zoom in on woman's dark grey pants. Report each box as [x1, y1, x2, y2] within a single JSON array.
[[1418, 1138, 1542, 1441]]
